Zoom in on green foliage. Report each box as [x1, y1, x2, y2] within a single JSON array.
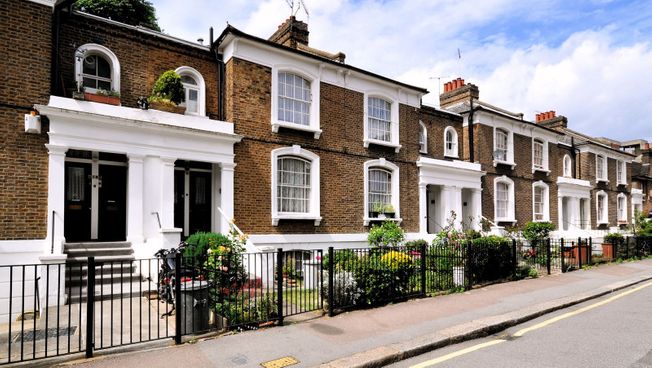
[[184, 232, 230, 260], [367, 220, 405, 247], [633, 210, 652, 236], [94, 88, 120, 97], [522, 221, 555, 241], [603, 232, 624, 244], [76, 0, 160, 31], [353, 250, 415, 306], [151, 70, 184, 105], [215, 294, 277, 327], [528, 267, 539, 278], [323, 249, 357, 272], [404, 239, 428, 252], [468, 236, 512, 283]]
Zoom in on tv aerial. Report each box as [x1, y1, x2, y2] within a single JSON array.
[[285, 0, 310, 21]]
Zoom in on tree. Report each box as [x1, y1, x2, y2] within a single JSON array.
[[75, 0, 160, 31]]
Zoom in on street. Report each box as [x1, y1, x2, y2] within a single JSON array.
[[391, 281, 652, 368]]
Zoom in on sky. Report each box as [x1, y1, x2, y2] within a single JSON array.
[[151, 0, 652, 142]]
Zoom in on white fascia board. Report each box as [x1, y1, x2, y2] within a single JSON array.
[[221, 37, 423, 108], [556, 176, 593, 198], [577, 145, 634, 162], [473, 111, 562, 143], [417, 157, 485, 189], [26, 0, 55, 7], [40, 96, 237, 136]]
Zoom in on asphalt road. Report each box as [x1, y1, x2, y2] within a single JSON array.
[[391, 281, 652, 368]]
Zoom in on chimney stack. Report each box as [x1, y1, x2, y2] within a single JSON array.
[[440, 77, 479, 108], [535, 110, 568, 131], [269, 16, 309, 49]]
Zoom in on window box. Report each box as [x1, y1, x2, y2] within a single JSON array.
[[364, 217, 402, 226], [84, 92, 120, 106], [149, 99, 185, 114]]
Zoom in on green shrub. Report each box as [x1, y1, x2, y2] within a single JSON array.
[[151, 70, 184, 104], [528, 267, 539, 278], [468, 236, 512, 283], [323, 249, 358, 272], [522, 221, 555, 242], [353, 250, 415, 306], [184, 232, 231, 261], [604, 232, 624, 244], [367, 220, 405, 247]]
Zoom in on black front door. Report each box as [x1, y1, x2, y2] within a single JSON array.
[[98, 164, 127, 241], [64, 162, 92, 242], [174, 165, 212, 238]]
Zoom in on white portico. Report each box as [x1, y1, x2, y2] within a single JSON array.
[[556, 176, 592, 236], [37, 96, 241, 259], [417, 157, 485, 233]]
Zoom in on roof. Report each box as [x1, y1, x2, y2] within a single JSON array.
[[215, 25, 429, 94], [561, 127, 635, 158]]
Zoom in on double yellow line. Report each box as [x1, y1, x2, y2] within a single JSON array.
[[411, 281, 652, 367]]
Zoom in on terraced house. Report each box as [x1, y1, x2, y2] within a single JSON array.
[[0, 0, 646, 318]]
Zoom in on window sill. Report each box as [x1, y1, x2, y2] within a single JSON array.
[[363, 217, 402, 226], [364, 138, 401, 153], [532, 218, 550, 223], [272, 214, 322, 226], [494, 218, 517, 224], [597, 221, 609, 226], [617, 182, 627, 186], [272, 121, 322, 139], [617, 220, 628, 225], [444, 153, 459, 159], [532, 167, 551, 176], [493, 160, 516, 169], [596, 178, 609, 184]]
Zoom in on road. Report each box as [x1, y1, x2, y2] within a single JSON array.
[[391, 281, 652, 368]]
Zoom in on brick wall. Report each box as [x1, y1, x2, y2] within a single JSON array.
[[0, 0, 52, 240], [57, 12, 219, 117], [227, 57, 426, 234], [418, 107, 464, 159]]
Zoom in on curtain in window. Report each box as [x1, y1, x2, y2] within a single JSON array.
[[618, 196, 625, 221], [533, 141, 544, 168], [419, 125, 426, 152], [597, 194, 606, 222], [277, 156, 311, 213], [278, 72, 311, 126], [368, 97, 391, 142], [563, 155, 572, 177], [597, 156, 605, 179], [368, 168, 391, 214], [495, 130, 508, 161], [496, 182, 509, 218], [66, 167, 85, 202]]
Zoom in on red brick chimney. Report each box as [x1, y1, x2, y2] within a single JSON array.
[[440, 77, 479, 108], [535, 110, 567, 131], [269, 16, 309, 49]]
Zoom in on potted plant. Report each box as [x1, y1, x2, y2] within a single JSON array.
[[148, 70, 185, 114], [383, 204, 396, 218], [370, 202, 384, 219], [602, 233, 623, 260], [85, 88, 121, 106]]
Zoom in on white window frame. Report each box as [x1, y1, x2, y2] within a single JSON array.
[[563, 154, 572, 177], [363, 92, 401, 152], [531, 138, 550, 174], [74, 43, 121, 94], [494, 175, 516, 223], [175, 66, 206, 117], [596, 190, 608, 225], [532, 181, 550, 222], [617, 193, 627, 223], [596, 154, 608, 183], [493, 127, 515, 168], [271, 66, 321, 138], [271, 145, 321, 226], [444, 126, 459, 158], [419, 121, 427, 154], [363, 158, 400, 225], [616, 160, 627, 185]]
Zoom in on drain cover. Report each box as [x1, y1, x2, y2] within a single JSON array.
[[13, 326, 77, 342], [260, 356, 299, 368]]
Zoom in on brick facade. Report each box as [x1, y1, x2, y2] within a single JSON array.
[[0, 0, 52, 240]]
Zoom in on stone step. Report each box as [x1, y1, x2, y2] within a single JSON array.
[[67, 272, 146, 287], [64, 241, 132, 250], [67, 262, 137, 276], [65, 254, 136, 263], [67, 280, 157, 303]]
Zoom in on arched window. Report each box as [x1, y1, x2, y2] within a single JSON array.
[[494, 176, 515, 222], [364, 158, 400, 224], [175, 66, 206, 116], [278, 72, 311, 126], [444, 126, 458, 157], [563, 154, 572, 177], [271, 145, 321, 226], [74, 43, 120, 93], [419, 121, 427, 153], [532, 181, 549, 221]]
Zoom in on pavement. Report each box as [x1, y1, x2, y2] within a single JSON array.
[[48, 258, 652, 368]]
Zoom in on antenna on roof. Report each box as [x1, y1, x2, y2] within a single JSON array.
[[285, 0, 310, 21]]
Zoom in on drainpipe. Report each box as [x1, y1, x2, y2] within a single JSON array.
[[209, 27, 225, 121], [572, 137, 579, 179], [468, 97, 475, 163], [51, 0, 78, 97]]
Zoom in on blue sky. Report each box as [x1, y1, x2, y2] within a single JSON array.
[[151, 0, 652, 142]]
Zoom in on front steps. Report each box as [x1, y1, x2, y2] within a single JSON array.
[[64, 242, 153, 303]]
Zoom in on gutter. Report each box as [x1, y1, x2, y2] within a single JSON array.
[[209, 27, 225, 121]]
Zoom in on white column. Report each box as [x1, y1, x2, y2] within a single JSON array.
[[471, 188, 482, 230], [419, 183, 428, 234], [45, 145, 67, 255], [160, 157, 176, 229], [126, 154, 145, 245], [219, 163, 236, 234], [569, 197, 580, 231], [443, 185, 463, 229]]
